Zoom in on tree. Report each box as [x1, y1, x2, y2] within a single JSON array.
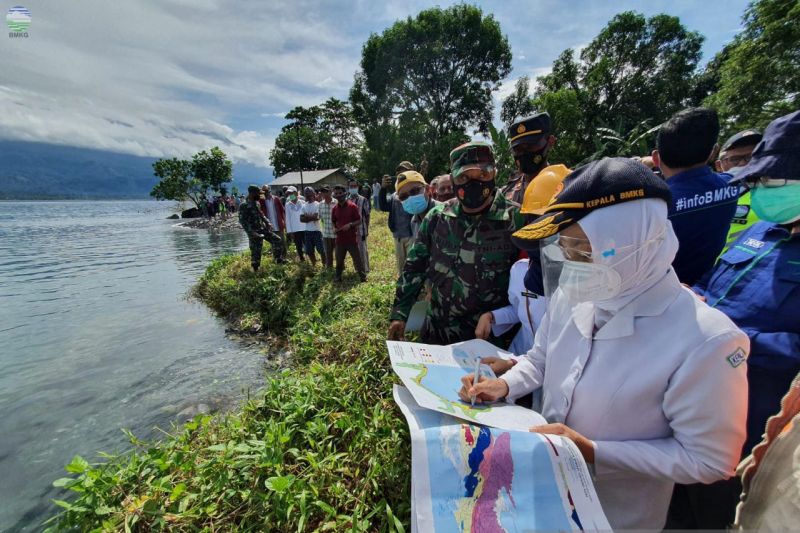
[[704, 0, 800, 136], [531, 11, 703, 166], [351, 4, 512, 177], [487, 124, 514, 187], [150, 147, 232, 207], [500, 76, 536, 127], [269, 98, 361, 176]]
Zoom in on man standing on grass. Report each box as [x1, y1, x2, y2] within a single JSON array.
[[239, 185, 286, 271], [317, 186, 336, 269], [300, 186, 325, 267], [332, 184, 366, 282], [348, 178, 371, 273]]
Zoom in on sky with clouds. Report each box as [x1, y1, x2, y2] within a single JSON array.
[[0, 0, 750, 169]]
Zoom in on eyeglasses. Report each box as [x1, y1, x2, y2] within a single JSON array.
[[397, 184, 425, 201], [720, 154, 752, 167], [452, 167, 495, 186], [745, 177, 788, 189]]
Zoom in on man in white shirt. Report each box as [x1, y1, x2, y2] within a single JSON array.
[[284, 186, 306, 262], [300, 186, 325, 267]]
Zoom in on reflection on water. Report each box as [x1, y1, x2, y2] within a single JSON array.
[[0, 201, 264, 532]]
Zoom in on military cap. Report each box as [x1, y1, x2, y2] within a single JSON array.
[[396, 161, 415, 173], [738, 110, 800, 183], [449, 141, 495, 178], [721, 129, 763, 153], [509, 112, 552, 148], [247, 184, 261, 194], [513, 157, 672, 242]]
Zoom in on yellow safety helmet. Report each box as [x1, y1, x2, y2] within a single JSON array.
[[520, 164, 571, 215]]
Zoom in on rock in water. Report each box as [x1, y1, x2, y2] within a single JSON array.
[[167, 214, 180, 219], [181, 207, 201, 219]]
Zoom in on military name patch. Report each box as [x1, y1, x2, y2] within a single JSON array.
[[727, 347, 746, 368]]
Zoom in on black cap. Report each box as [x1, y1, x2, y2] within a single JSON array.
[[319, 185, 331, 193], [721, 129, 762, 153], [247, 185, 260, 194], [512, 157, 672, 241], [509, 112, 551, 148], [738, 110, 800, 183]]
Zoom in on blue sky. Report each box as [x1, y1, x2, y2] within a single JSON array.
[[0, 0, 750, 168]]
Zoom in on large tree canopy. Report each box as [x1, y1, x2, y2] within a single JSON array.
[[530, 11, 704, 166], [704, 0, 800, 136], [351, 4, 512, 177], [268, 98, 361, 176]]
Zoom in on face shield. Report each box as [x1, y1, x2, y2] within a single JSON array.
[[540, 229, 665, 304]]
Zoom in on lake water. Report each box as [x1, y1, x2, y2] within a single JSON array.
[[0, 200, 266, 531]]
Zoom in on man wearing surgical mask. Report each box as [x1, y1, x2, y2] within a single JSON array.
[[716, 129, 763, 251], [459, 157, 749, 531], [683, 110, 800, 529], [394, 171, 438, 238], [501, 112, 557, 205], [388, 141, 524, 344]]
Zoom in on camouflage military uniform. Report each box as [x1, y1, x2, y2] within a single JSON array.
[[390, 191, 524, 344], [238, 200, 285, 269], [500, 171, 528, 205]]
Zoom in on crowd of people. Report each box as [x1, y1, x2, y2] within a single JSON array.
[[240, 106, 799, 530], [198, 191, 242, 219]]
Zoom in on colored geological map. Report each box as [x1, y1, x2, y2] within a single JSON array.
[[394, 386, 611, 532]]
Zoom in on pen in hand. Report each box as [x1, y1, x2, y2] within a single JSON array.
[[470, 358, 481, 407]]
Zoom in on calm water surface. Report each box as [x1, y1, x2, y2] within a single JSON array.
[[0, 200, 265, 531]]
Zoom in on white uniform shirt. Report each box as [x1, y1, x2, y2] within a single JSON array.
[[284, 199, 305, 233], [502, 270, 749, 530], [301, 201, 321, 232], [490, 259, 547, 355]]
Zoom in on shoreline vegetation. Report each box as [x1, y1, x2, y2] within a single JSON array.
[[49, 212, 415, 532]]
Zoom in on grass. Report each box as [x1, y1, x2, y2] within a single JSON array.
[[48, 212, 416, 532]]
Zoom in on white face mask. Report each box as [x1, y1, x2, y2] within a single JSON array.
[[541, 229, 666, 304], [558, 260, 622, 303]]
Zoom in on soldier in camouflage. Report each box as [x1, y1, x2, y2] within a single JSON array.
[[239, 185, 286, 271], [388, 142, 524, 345]]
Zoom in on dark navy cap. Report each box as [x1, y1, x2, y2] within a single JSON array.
[[738, 110, 800, 183], [509, 112, 551, 148], [721, 129, 762, 153], [247, 184, 260, 194], [512, 157, 672, 241]]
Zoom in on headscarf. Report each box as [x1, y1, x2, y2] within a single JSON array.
[[575, 198, 679, 326]]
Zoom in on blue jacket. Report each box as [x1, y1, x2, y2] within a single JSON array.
[[667, 166, 739, 285], [695, 221, 800, 454]]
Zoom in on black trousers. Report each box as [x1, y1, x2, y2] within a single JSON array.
[[335, 242, 366, 280], [288, 231, 305, 260]]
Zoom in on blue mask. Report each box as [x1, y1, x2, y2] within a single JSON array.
[[402, 193, 428, 215], [751, 182, 800, 224]]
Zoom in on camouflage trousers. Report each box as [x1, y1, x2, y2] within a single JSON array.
[[248, 231, 285, 269]]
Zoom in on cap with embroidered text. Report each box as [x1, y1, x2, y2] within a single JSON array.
[[513, 157, 672, 242]]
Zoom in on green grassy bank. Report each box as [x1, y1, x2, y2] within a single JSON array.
[[50, 212, 414, 532]]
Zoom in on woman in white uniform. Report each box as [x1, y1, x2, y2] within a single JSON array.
[[460, 158, 749, 530]]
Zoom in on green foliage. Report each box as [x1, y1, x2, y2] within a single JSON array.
[[150, 147, 233, 208], [351, 4, 512, 178], [532, 11, 704, 167], [581, 120, 663, 164], [487, 123, 514, 187], [500, 76, 536, 127], [269, 98, 361, 176], [704, 0, 800, 136], [48, 214, 413, 532]]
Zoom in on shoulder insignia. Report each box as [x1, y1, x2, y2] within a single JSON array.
[[727, 347, 746, 368]]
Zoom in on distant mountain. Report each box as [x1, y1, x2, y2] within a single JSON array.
[[0, 140, 273, 199]]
